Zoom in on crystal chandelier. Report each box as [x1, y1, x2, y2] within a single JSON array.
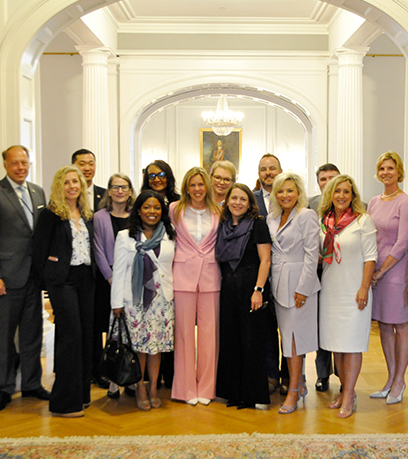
[[202, 95, 244, 136]]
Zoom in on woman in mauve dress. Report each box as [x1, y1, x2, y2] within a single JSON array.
[[368, 151, 408, 405]]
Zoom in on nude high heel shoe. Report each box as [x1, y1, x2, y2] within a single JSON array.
[[337, 395, 357, 419], [386, 384, 405, 405]]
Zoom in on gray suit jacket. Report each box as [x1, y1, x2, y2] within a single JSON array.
[[0, 176, 46, 288], [254, 189, 268, 217], [308, 194, 321, 213]]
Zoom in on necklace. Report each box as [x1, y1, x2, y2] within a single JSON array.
[[381, 188, 400, 198]]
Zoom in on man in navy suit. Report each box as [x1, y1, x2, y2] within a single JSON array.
[[71, 149, 106, 211], [71, 149, 109, 389], [253, 154, 291, 395], [0, 145, 50, 411]]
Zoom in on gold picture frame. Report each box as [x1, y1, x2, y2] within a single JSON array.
[[200, 128, 242, 174]]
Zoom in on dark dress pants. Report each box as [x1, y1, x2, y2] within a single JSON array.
[[0, 276, 43, 394], [47, 265, 94, 414]]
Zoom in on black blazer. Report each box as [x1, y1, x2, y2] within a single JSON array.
[[253, 189, 268, 217], [33, 207, 94, 287], [94, 185, 106, 211]]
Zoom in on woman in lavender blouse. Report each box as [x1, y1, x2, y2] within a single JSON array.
[[368, 151, 408, 405]]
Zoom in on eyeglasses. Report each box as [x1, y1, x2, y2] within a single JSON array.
[[213, 175, 233, 184], [148, 172, 166, 181], [110, 185, 130, 192]]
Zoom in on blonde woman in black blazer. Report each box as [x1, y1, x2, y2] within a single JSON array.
[[33, 165, 94, 418]]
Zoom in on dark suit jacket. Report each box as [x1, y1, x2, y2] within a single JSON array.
[[0, 176, 46, 289], [94, 185, 106, 211], [254, 189, 268, 217], [33, 207, 94, 287]]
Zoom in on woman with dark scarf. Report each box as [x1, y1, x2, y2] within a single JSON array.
[[110, 190, 176, 411], [215, 183, 271, 409]]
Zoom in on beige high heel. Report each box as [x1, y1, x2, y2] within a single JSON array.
[[337, 395, 357, 419]]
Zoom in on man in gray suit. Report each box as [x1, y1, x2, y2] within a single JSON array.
[[0, 145, 49, 411], [308, 163, 340, 392]]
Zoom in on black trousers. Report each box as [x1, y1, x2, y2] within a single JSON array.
[[47, 265, 95, 413], [0, 276, 43, 394]]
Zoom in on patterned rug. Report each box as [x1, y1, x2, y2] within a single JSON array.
[[1, 433, 407, 458]]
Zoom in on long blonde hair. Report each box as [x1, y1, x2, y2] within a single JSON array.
[[173, 166, 221, 221], [270, 172, 308, 218], [318, 174, 366, 219], [48, 165, 93, 220]]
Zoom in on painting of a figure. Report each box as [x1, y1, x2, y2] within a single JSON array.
[[200, 129, 242, 173]]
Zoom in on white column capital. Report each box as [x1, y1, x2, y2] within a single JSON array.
[[76, 46, 111, 65], [335, 47, 369, 67]]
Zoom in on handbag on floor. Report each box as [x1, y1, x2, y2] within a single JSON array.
[[99, 315, 142, 386]]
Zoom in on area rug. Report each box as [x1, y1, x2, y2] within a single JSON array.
[[1, 433, 407, 458]]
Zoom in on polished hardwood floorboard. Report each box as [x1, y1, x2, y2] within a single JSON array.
[[1, 321, 407, 437]]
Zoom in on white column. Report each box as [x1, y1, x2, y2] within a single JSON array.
[[108, 57, 119, 175], [336, 47, 368, 191], [327, 58, 339, 167], [77, 46, 111, 186]]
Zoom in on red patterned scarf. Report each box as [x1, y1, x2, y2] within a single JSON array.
[[321, 207, 357, 264]]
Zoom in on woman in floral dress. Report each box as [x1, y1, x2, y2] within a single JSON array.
[[111, 190, 176, 411]]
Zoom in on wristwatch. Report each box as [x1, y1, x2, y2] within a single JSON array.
[[254, 286, 264, 293]]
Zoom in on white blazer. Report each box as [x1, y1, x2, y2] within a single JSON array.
[[268, 207, 321, 308], [111, 229, 175, 310]]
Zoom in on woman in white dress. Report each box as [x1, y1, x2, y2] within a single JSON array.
[[111, 190, 176, 411], [268, 173, 320, 414], [319, 175, 377, 418]]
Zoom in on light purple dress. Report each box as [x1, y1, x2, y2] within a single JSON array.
[[368, 193, 408, 324]]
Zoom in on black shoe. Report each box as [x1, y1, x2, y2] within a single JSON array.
[[226, 399, 239, 407], [315, 377, 329, 392], [107, 389, 120, 399], [22, 386, 51, 400], [124, 386, 136, 397], [237, 402, 255, 410], [92, 375, 110, 389], [0, 391, 12, 411]]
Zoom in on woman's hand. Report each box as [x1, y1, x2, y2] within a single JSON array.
[[356, 286, 369, 310], [113, 307, 124, 318], [294, 292, 307, 308], [108, 277, 112, 285], [250, 290, 263, 311], [371, 270, 384, 288]]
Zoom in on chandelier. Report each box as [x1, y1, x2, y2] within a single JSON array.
[[202, 95, 244, 136]]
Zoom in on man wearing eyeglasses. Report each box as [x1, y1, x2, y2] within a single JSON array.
[[210, 160, 236, 205], [71, 149, 106, 211]]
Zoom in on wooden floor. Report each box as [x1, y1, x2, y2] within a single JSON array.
[[1, 321, 407, 438]]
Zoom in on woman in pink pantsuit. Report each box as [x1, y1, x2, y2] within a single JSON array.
[[170, 167, 221, 406], [368, 151, 408, 405]]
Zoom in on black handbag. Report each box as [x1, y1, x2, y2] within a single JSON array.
[[99, 315, 142, 386]]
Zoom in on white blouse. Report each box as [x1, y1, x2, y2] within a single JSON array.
[[184, 206, 212, 244], [69, 218, 91, 266]]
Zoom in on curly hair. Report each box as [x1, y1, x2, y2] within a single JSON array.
[[129, 190, 176, 241], [48, 165, 93, 220], [375, 151, 405, 183], [173, 167, 221, 222], [141, 160, 180, 204], [318, 174, 366, 219], [270, 172, 308, 218], [98, 173, 136, 211], [220, 183, 261, 222]]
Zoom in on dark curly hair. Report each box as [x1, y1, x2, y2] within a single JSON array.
[[141, 160, 180, 204], [220, 183, 262, 222], [129, 190, 176, 241]]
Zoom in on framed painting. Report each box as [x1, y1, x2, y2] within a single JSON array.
[[200, 128, 242, 174]]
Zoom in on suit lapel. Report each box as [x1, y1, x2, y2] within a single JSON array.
[[27, 183, 45, 225], [0, 177, 31, 230]]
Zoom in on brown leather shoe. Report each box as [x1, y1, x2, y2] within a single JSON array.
[[268, 378, 280, 394]]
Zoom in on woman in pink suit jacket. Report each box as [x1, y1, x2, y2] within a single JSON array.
[[170, 167, 221, 405]]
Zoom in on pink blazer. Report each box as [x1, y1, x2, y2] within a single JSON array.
[[170, 202, 221, 293]]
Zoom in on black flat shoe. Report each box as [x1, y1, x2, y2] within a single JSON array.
[[315, 377, 329, 392], [237, 402, 255, 410], [124, 386, 136, 397], [107, 389, 120, 399], [0, 391, 12, 411], [226, 399, 239, 407], [21, 386, 51, 400]]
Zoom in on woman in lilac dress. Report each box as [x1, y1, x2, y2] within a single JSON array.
[[368, 151, 408, 405]]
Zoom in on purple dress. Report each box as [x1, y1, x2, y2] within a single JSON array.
[[368, 193, 408, 324]]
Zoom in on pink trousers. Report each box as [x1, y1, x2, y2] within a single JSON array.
[[171, 291, 219, 402]]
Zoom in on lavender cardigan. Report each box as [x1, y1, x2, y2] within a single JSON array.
[[93, 208, 116, 280]]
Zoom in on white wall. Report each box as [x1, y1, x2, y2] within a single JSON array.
[[362, 34, 405, 202]]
